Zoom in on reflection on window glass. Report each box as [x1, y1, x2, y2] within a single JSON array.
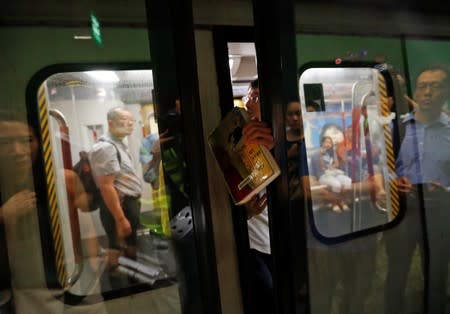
[[41, 69, 181, 300], [0, 110, 39, 295], [385, 62, 450, 314], [299, 67, 392, 238]]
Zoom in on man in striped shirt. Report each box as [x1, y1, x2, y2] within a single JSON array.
[[90, 107, 142, 261]]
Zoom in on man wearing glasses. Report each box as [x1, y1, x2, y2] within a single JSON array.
[[241, 79, 276, 314], [90, 107, 142, 267], [385, 65, 450, 314]]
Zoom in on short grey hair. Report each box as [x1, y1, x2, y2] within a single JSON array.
[[107, 106, 126, 121]]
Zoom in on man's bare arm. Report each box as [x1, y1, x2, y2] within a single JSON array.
[[97, 175, 131, 238]]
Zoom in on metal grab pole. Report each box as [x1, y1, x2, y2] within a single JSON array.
[[361, 91, 377, 203]]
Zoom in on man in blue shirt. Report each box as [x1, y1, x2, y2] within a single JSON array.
[[140, 133, 161, 189], [385, 65, 450, 314]]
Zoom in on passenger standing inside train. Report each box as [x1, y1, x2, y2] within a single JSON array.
[[286, 100, 309, 200], [385, 65, 450, 314], [242, 79, 275, 314], [90, 107, 142, 265]]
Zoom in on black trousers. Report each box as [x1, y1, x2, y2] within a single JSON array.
[[384, 191, 450, 314], [247, 249, 275, 314], [99, 195, 141, 250]]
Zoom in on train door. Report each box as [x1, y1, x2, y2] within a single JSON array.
[[291, 3, 450, 314], [211, 28, 265, 314], [209, 1, 450, 314], [209, 2, 312, 311], [0, 1, 221, 314], [297, 63, 403, 314], [293, 21, 450, 314]]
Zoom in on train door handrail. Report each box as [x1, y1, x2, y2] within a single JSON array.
[[49, 108, 83, 289]]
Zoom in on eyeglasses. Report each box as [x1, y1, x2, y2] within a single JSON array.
[[242, 95, 259, 104], [118, 118, 136, 123], [416, 82, 446, 91]]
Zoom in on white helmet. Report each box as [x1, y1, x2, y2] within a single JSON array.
[[169, 206, 193, 239]]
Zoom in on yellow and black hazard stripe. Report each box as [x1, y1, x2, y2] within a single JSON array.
[[38, 84, 67, 287], [378, 74, 400, 218]]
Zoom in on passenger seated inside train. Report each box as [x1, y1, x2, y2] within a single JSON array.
[[310, 135, 351, 212], [305, 113, 385, 215]]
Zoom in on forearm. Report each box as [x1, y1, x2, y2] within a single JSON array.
[[245, 193, 267, 219], [100, 185, 126, 222], [351, 177, 377, 193]]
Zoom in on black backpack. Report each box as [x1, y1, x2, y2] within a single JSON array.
[[73, 139, 121, 212]]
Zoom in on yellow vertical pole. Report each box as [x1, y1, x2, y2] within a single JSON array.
[[378, 74, 400, 219]]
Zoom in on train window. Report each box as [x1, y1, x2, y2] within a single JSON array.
[[28, 66, 183, 302], [228, 42, 258, 107], [299, 63, 399, 239]]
